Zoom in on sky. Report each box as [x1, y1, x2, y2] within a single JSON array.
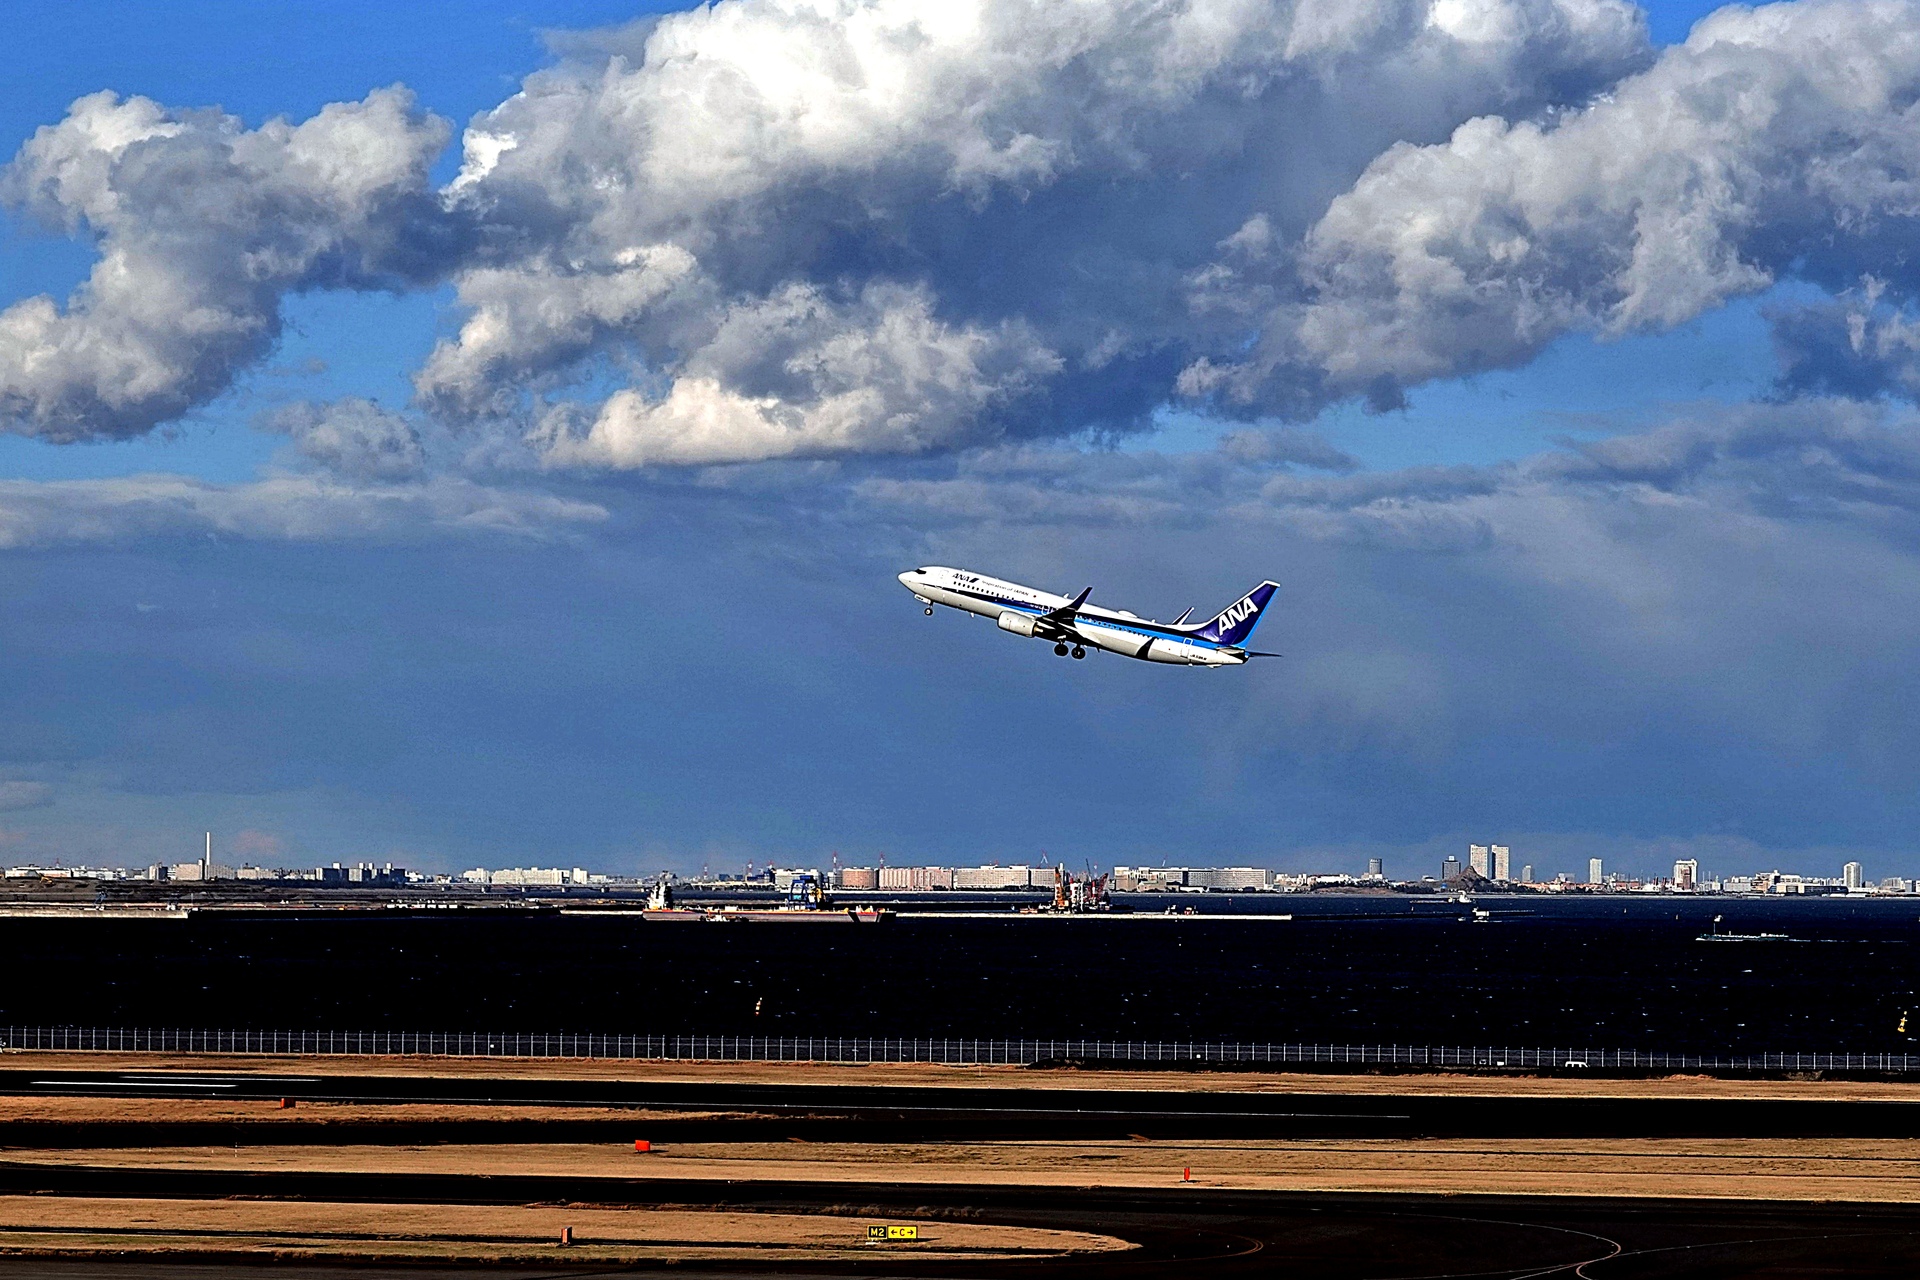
[[2, 0, 1918, 884]]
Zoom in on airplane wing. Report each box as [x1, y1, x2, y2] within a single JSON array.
[[1029, 587, 1092, 641], [1040, 586, 1092, 624]]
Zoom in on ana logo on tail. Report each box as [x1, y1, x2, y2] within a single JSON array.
[[1196, 581, 1279, 645]]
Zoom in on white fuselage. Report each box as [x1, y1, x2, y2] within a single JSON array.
[[897, 566, 1247, 666]]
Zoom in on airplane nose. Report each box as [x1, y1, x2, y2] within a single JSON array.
[[897, 571, 915, 588]]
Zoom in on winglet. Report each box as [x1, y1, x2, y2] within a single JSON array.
[[1170, 607, 1194, 627], [1043, 586, 1092, 621]]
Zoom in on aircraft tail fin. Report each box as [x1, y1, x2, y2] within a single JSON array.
[[1193, 581, 1279, 647]]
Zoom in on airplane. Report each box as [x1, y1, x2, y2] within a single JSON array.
[[897, 566, 1279, 667]]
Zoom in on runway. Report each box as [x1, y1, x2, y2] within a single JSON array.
[[5, 1063, 1920, 1274], [5, 1068, 1920, 1140], [0, 1164, 1916, 1277]]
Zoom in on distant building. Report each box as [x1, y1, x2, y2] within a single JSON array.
[[1520, 864, 1534, 884], [1843, 861, 1866, 890], [1366, 858, 1384, 878], [836, 866, 877, 890], [1492, 845, 1511, 882], [1880, 877, 1914, 894], [1441, 856, 1463, 881], [481, 867, 570, 886], [1468, 844, 1491, 877], [1673, 859, 1698, 891], [952, 865, 1037, 890], [1588, 857, 1604, 885]]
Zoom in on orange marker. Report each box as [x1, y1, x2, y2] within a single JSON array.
[[634, 1139, 651, 1153], [1183, 1167, 1191, 1182]]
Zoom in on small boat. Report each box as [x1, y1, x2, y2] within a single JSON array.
[[1695, 914, 1790, 942]]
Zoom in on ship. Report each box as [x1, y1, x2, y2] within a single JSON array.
[[637, 874, 891, 924], [1695, 914, 1790, 943]]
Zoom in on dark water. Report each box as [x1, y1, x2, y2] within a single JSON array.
[[4, 895, 1919, 1053]]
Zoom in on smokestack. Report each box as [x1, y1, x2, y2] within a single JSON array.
[[204, 831, 211, 873]]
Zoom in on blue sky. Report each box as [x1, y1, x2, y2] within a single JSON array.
[[3, 0, 1918, 883]]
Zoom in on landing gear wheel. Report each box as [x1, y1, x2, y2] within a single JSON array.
[[1054, 643, 1069, 656], [925, 606, 934, 616], [1071, 646, 1086, 660]]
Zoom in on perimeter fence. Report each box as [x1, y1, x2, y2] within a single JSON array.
[[2, 1026, 1917, 1074]]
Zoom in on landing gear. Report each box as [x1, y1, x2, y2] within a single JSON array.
[[1071, 646, 1086, 660], [1054, 643, 1069, 656], [925, 606, 934, 616]]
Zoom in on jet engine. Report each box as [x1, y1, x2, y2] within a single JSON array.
[[996, 611, 1038, 637]]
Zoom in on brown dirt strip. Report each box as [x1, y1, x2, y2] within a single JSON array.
[[15, 1137, 1920, 1203], [0, 1096, 701, 1125], [0, 1195, 1127, 1263], [6, 1052, 1917, 1100]]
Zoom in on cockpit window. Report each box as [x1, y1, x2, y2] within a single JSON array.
[[915, 568, 931, 574]]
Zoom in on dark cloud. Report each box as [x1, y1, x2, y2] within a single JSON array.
[[860, 399, 1920, 813], [1771, 290, 1920, 403], [263, 398, 427, 481], [0, 400, 1914, 872]]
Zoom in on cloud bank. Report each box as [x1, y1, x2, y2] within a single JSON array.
[[13, 1, 1920, 466], [4, 0, 1662, 462], [861, 397, 1920, 799], [0, 473, 605, 548]]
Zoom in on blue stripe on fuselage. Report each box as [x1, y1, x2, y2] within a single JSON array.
[[943, 585, 1226, 651]]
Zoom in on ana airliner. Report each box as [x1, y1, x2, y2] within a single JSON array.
[[898, 567, 1279, 667]]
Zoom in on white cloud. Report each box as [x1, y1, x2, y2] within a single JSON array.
[[0, 782, 51, 812], [0, 89, 449, 441], [434, 0, 1648, 460], [540, 282, 1060, 466], [33, 1, 1920, 462], [1194, 0, 1920, 411]]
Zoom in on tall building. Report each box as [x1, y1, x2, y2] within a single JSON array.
[[1367, 857, 1383, 877], [1588, 857, 1604, 885], [1469, 844, 1491, 877], [1520, 864, 1534, 883], [1843, 861, 1865, 890], [1442, 856, 1462, 881], [1492, 845, 1511, 881], [1673, 859, 1698, 891]]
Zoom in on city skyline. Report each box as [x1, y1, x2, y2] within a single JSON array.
[[6, 0, 1920, 879]]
